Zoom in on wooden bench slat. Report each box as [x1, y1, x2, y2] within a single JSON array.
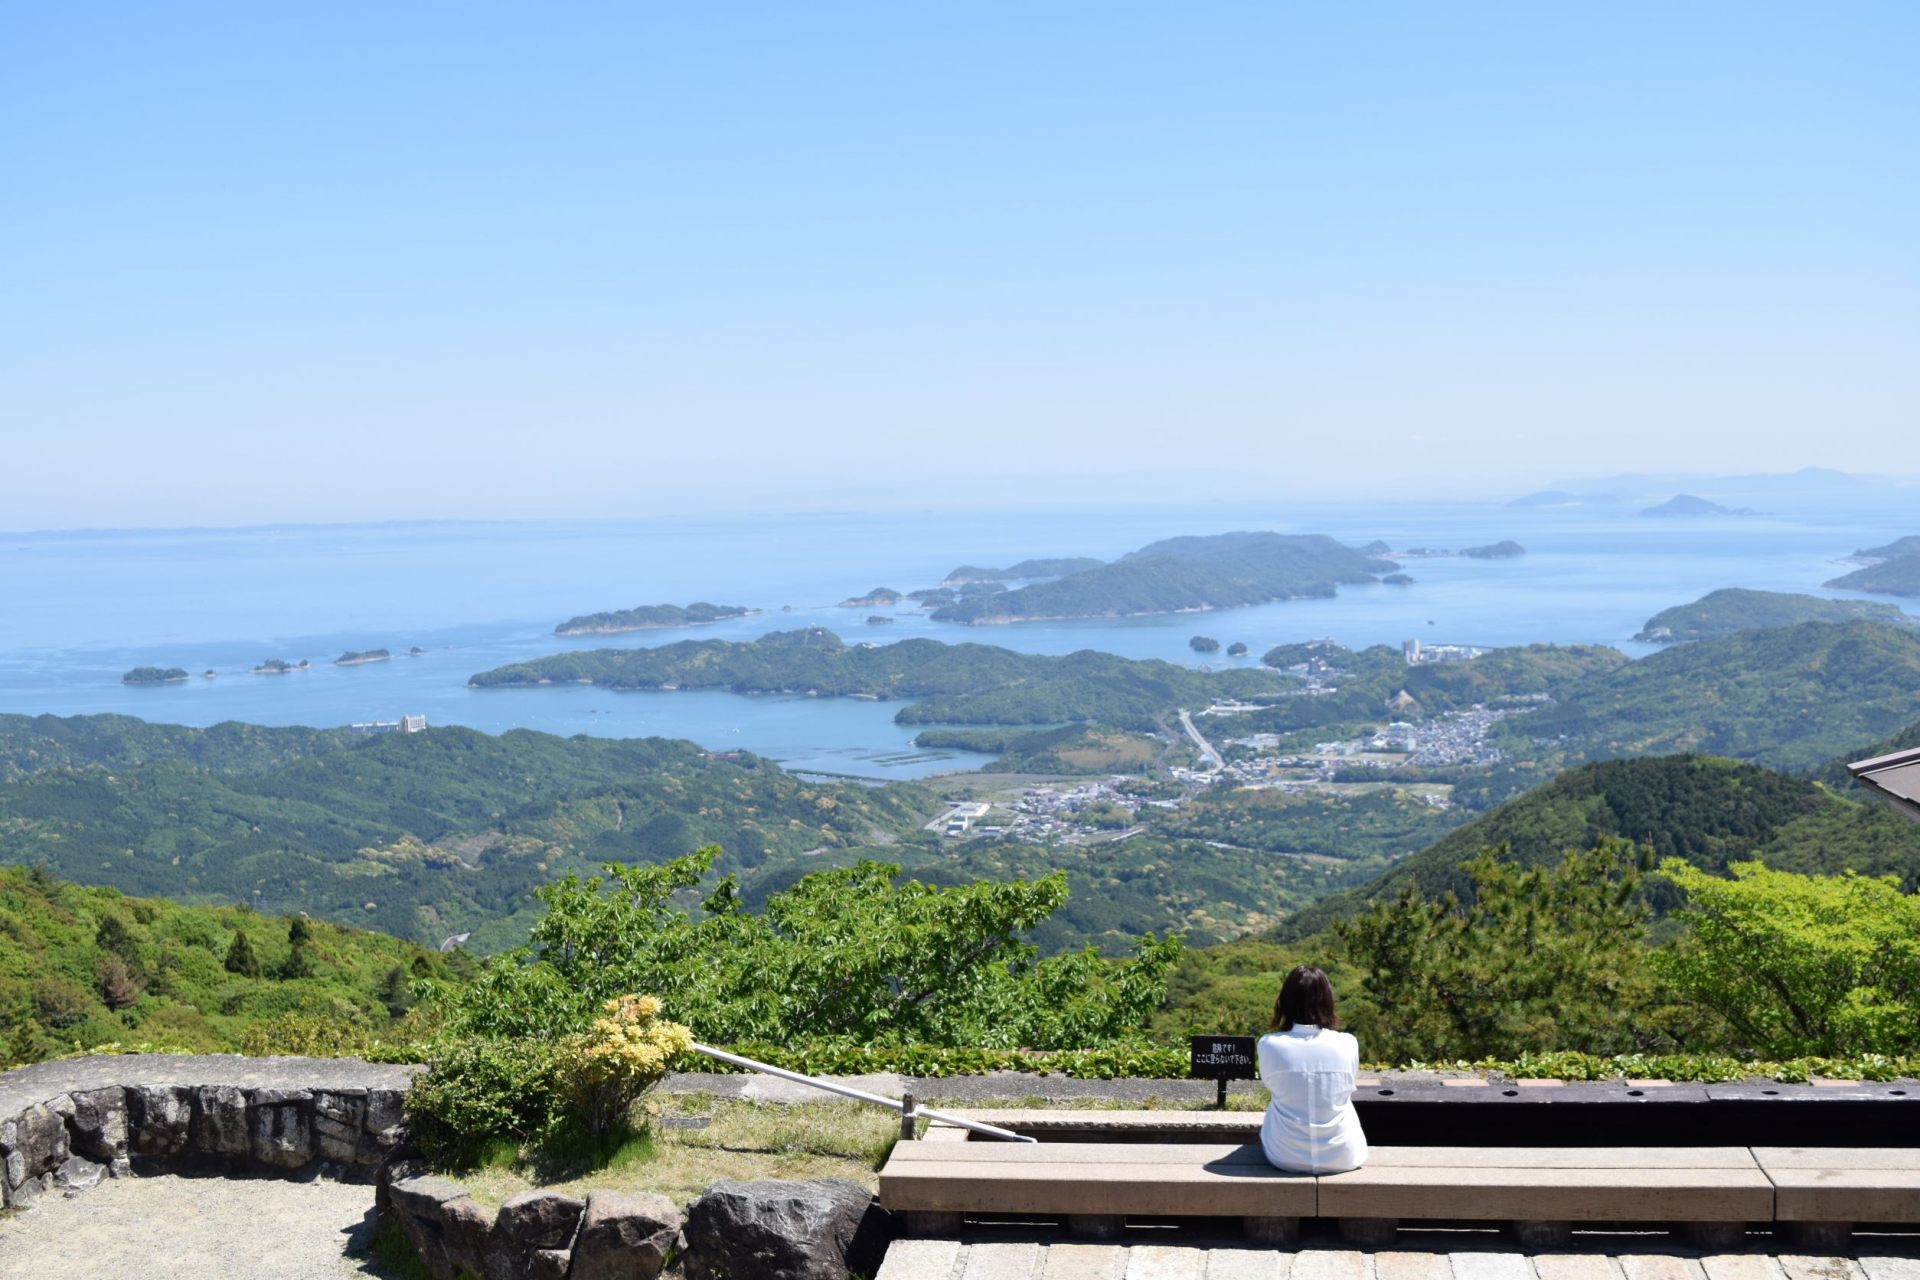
[[1363, 1146, 1760, 1169], [888, 1141, 1269, 1166], [1318, 1166, 1775, 1222]]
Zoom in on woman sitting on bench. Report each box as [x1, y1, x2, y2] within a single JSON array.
[[1259, 965, 1369, 1174]]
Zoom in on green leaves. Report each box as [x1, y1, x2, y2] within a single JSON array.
[[1655, 859, 1920, 1057], [437, 846, 1181, 1051]]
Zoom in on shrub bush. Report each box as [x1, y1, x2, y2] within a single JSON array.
[[405, 1035, 563, 1167], [555, 994, 693, 1137]]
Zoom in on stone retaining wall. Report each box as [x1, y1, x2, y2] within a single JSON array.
[[0, 1054, 418, 1210], [385, 1171, 891, 1280]]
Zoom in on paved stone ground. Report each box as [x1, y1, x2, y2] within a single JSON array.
[[0, 1174, 396, 1280], [877, 1240, 1920, 1280]]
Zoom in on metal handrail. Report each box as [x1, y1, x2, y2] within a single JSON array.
[[690, 1042, 1037, 1143]]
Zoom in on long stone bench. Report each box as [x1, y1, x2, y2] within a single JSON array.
[[879, 1113, 1920, 1250]]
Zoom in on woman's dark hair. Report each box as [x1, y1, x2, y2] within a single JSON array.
[[1272, 965, 1339, 1031]]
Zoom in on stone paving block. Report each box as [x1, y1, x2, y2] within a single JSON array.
[[1449, 1253, 1531, 1280], [1860, 1260, 1920, 1280], [963, 1242, 1045, 1280], [1127, 1245, 1208, 1280], [1206, 1247, 1293, 1280], [879, 1238, 964, 1280], [1701, 1255, 1786, 1280], [1042, 1243, 1128, 1280], [1290, 1248, 1370, 1280], [1372, 1251, 1450, 1280], [1619, 1257, 1706, 1280], [1778, 1259, 1867, 1280], [1531, 1256, 1616, 1280]]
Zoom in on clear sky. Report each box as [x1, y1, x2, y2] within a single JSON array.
[[3, 2, 1915, 528]]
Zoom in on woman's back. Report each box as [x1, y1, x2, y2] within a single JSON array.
[[1258, 1025, 1368, 1174]]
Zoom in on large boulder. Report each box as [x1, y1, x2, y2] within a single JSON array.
[[2, 1101, 73, 1190], [486, 1190, 585, 1280], [682, 1179, 890, 1280], [249, 1088, 314, 1169], [569, 1189, 681, 1280], [312, 1091, 368, 1164], [389, 1175, 484, 1279], [191, 1085, 251, 1158], [127, 1085, 192, 1156], [67, 1087, 130, 1172]]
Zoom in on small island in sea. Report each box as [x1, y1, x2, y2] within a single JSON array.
[[252, 658, 311, 675], [865, 615, 895, 626], [1226, 641, 1249, 656], [1854, 535, 1920, 562], [554, 602, 753, 636], [122, 666, 189, 685], [930, 531, 1397, 624], [943, 557, 1103, 584], [1189, 635, 1220, 653], [1381, 572, 1415, 585], [839, 587, 902, 608], [1460, 540, 1526, 559], [335, 648, 391, 666], [1634, 588, 1909, 643], [1507, 489, 1585, 508], [1640, 493, 1755, 518]]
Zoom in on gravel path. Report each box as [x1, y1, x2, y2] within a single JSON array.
[[0, 1174, 393, 1280]]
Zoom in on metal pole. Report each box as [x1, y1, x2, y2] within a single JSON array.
[[689, 1042, 1037, 1143], [900, 1090, 917, 1142]]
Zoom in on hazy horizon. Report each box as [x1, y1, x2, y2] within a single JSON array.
[[5, 3, 1915, 529]]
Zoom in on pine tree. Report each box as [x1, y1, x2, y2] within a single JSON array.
[[224, 929, 262, 978], [281, 917, 315, 979], [376, 965, 415, 1018], [98, 955, 141, 1010]]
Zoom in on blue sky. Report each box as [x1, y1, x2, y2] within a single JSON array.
[[2, 2, 1915, 527]]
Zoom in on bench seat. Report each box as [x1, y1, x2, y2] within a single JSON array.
[[1318, 1146, 1772, 1222], [1753, 1147, 1920, 1223], [881, 1140, 1313, 1218]]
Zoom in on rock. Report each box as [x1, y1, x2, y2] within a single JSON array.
[[440, 1196, 495, 1278], [127, 1085, 192, 1156], [53, 1153, 106, 1194], [389, 1176, 480, 1280], [191, 1085, 251, 1157], [682, 1179, 891, 1280], [67, 1087, 129, 1167], [249, 1090, 314, 1169], [365, 1088, 407, 1133], [570, 1189, 681, 1280], [486, 1190, 586, 1279], [1, 1101, 73, 1188], [529, 1249, 572, 1280]]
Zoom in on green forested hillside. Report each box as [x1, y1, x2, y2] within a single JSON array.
[[0, 716, 930, 951], [1273, 754, 1920, 940], [931, 532, 1394, 623], [1826, 553, 1920, 597], [470, 629, 1287, 730], [1498, 620, 1920, 771], [0, 865, 457, 1065], [1634, 588, 1908, 643]]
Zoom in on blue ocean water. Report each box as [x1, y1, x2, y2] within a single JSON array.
[[1, 496, 1912, 778]]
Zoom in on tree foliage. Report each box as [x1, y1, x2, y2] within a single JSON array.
[[1337, 839, 1668, 1060], [436, 846, 1180, 1050], [1656, 860, 1920, 1057]]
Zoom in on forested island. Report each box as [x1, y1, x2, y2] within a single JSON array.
[[1826, 552, 1920, 598], [251, 658, 310, 674], [121, 666, 189, 685], [469, 627, 1285, 729], [335, 648, 392, 665], [1634, 588, 1908, 643], [943, 557, 1103, 583], [931, 532, 1396, 624], [1460, 540, 1526, 558], [839, 587, 901, 607], [554, 602, 753, 635], [1856, 535, 1920, 562], [1640, 493, 1754, 518]]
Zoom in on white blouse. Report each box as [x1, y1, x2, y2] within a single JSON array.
[[1257, 1024, 1369, 1174]]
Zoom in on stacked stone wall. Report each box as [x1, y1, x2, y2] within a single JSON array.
[[0, 1054, 417, 1209]]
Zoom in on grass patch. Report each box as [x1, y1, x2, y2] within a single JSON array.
[[364, 1216, 435, 1280], [453, 1097, 904, 1209]]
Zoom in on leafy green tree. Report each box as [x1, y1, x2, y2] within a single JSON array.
[[94, 913, 137, 962], [1338, 839, 1666, 1060], [223, 929, 262, 978], [377, 965, 416, 1018], [1656, 860, 1920, 1057], [438, 846, 1181, 1050]]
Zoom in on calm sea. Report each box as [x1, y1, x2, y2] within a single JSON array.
[[2, 496, 1912, 778]]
